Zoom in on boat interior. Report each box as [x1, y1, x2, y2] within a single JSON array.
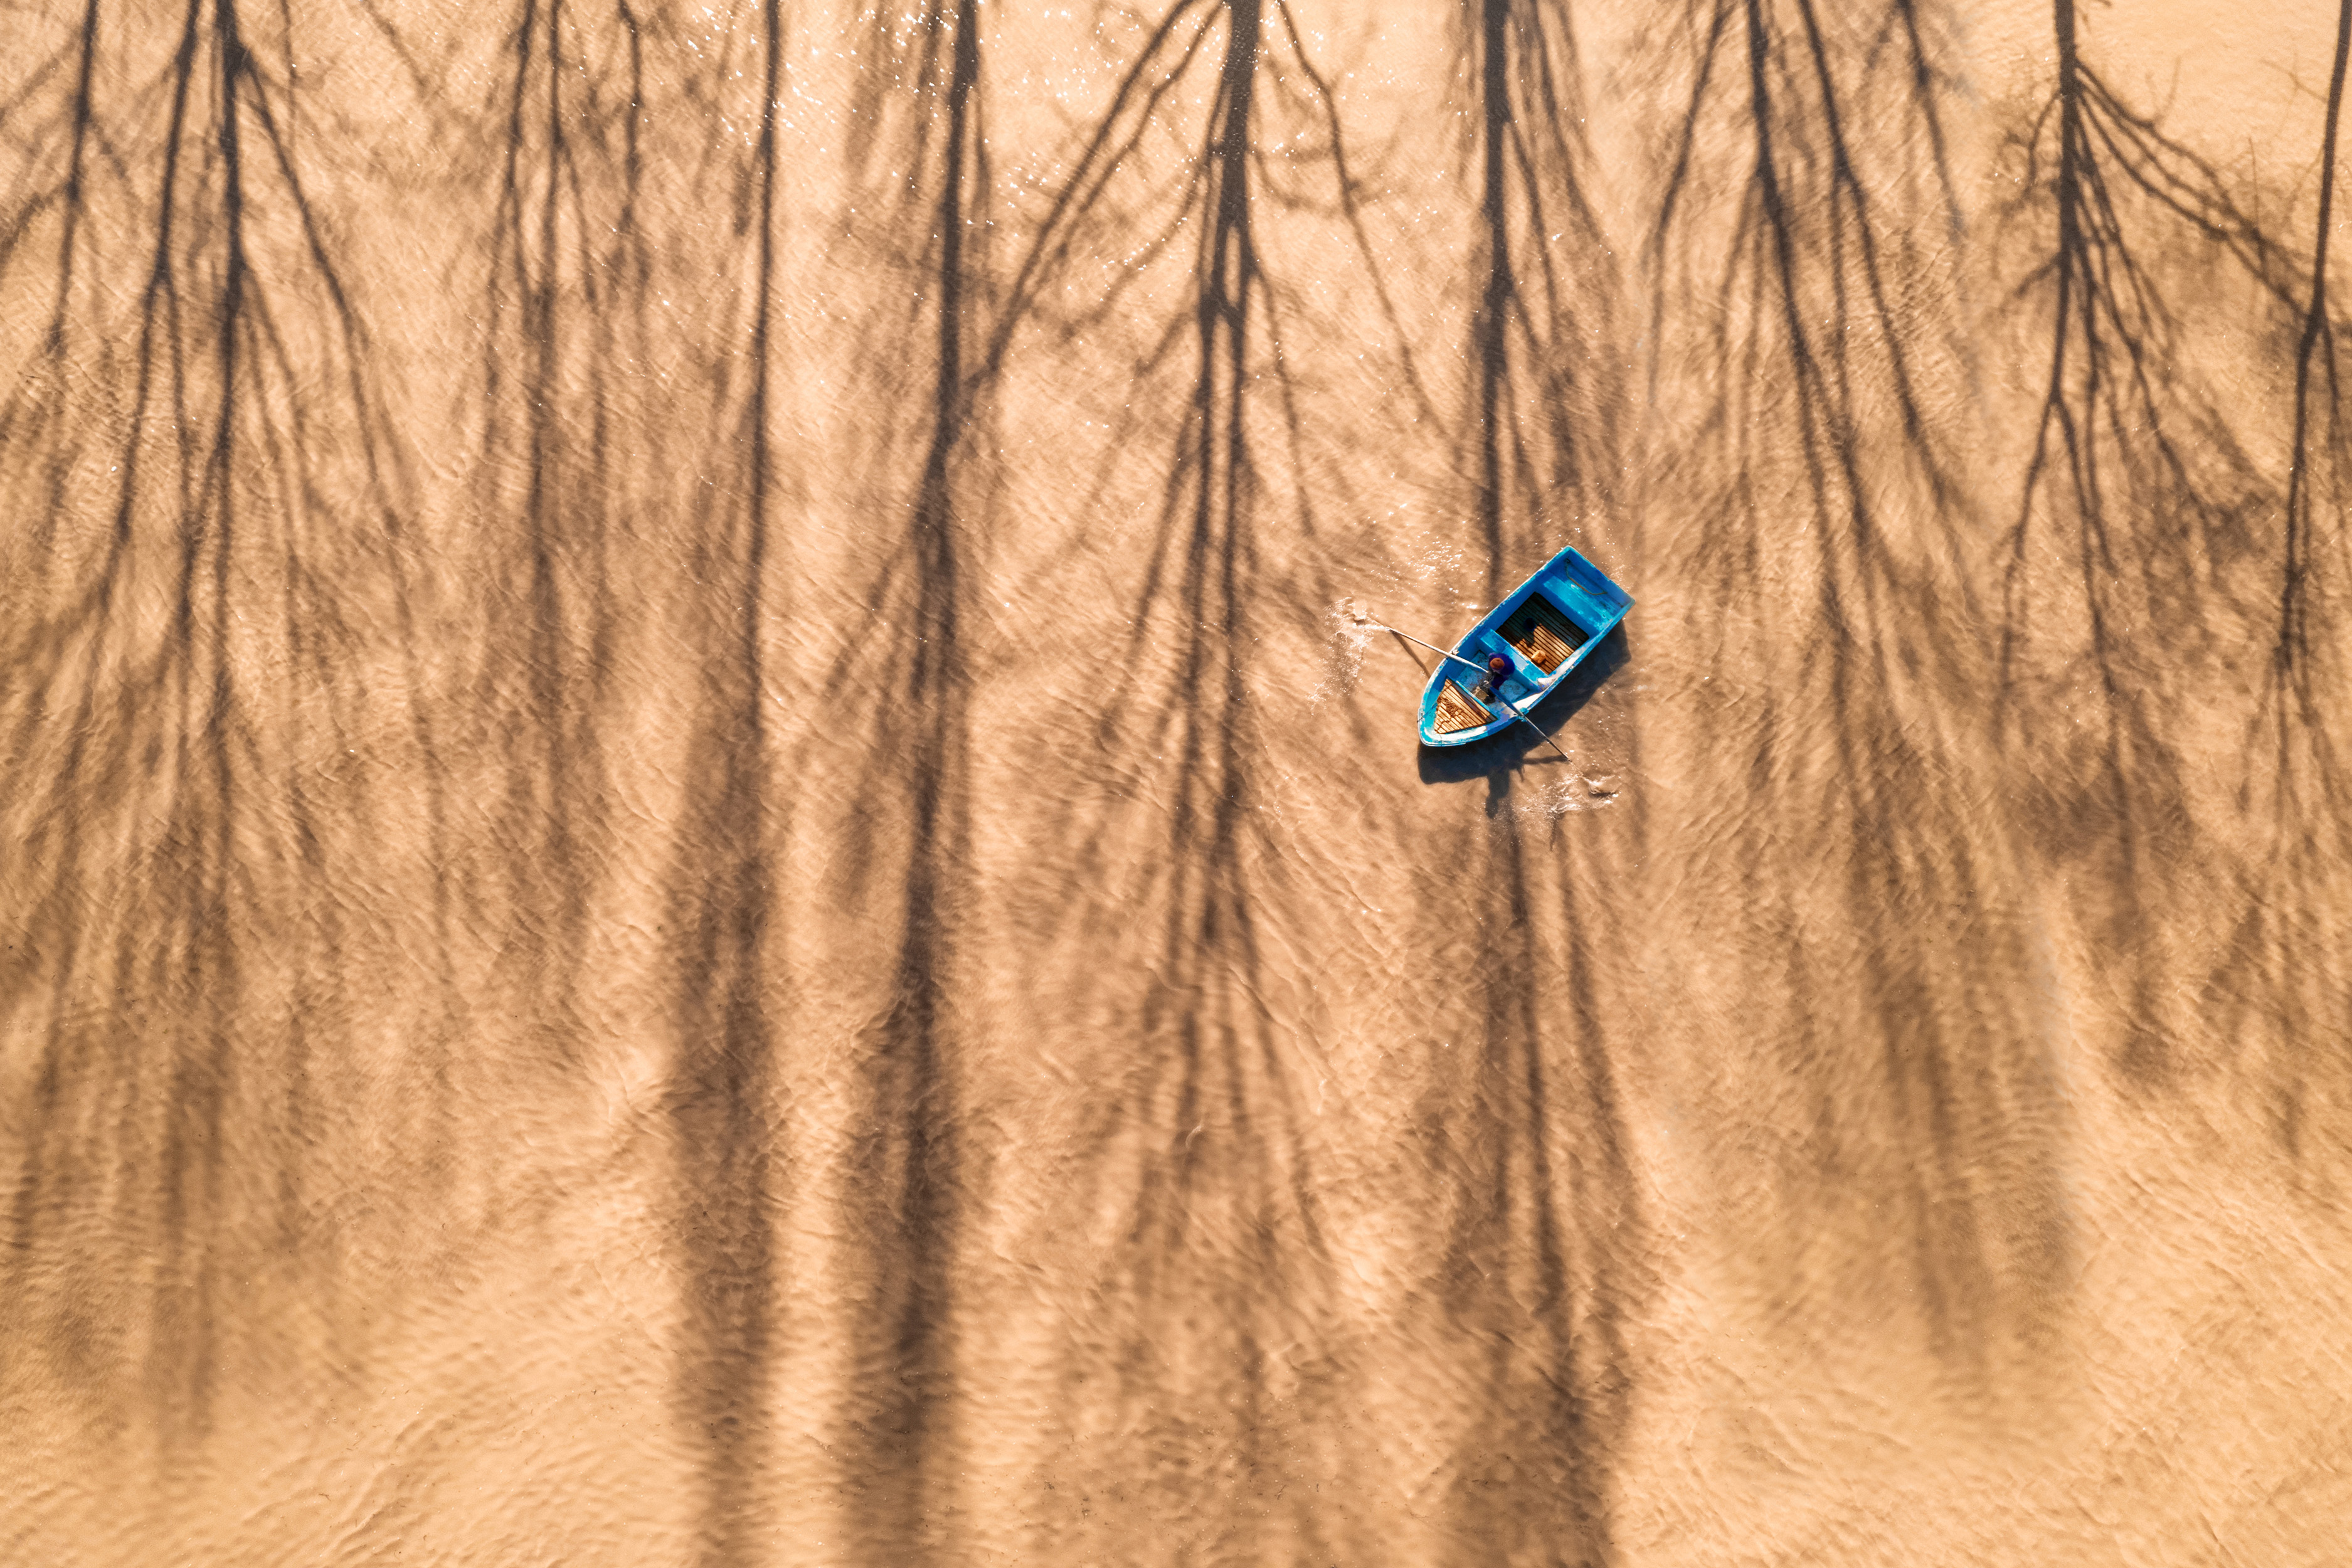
[[1501, 592, 1590, 673], [1428, 588, 1601, 736]]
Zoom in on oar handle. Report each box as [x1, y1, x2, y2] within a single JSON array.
[[1382, 626, 1493, 680]]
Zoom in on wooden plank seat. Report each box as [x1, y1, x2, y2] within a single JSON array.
[[1432, 679, 1494, 735], [1500, 593, 1590, 674]]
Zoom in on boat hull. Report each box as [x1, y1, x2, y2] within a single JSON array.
[[1416, 544, 1633, 747]]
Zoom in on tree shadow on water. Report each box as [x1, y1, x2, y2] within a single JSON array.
[[971, 2, 1411, 1559], [811, 0, 988, 1559], [458, 0, 654, 1077], [2236, 0, 2352, 1163], [1992, 0, 2311, 1096], [621, 4, 788, 1565], [1408, 781, 1641, 1568], [1402, 8, 1645, 1562], [1639, 0, 2075, 1395], [1, 0, 447, 1441], [1973, 1, 2352, 1175]]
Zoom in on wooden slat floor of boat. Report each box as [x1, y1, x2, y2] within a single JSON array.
[[1502, 593, 1590, 674], [1433, 679, 1493, 735]]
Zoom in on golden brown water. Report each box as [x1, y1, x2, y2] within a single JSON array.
[[5, 1, 2349, 1562]]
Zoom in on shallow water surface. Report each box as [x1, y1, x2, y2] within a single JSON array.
[[4, 1, 2349, 1563]]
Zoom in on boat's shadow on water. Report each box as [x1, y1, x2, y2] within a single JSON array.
[[1416, 626, 1631, 785]]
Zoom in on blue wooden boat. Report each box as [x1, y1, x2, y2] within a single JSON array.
[[1417, 544, 1633, 747]]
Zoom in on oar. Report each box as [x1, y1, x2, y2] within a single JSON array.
[[1345, 600, 1574, 765]]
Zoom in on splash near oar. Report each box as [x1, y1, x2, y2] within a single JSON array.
[[1355, 544, 1633, 753]]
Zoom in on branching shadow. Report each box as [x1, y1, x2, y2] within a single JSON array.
[[1417, 8, 1641, 1560], [1996, 0, 2323, 1094], [817, 0, 987, 1559], [977, 3, 1406, 1559], [2240, 0, 2352, 1157], [1, 0, 444, 1436], [339, 0, 792, 1555], [593, 4, 789, 1564], [1461, 0, 1622, 591], [1643, 0, 2072, 1388], [457, 0, 649, 1073]]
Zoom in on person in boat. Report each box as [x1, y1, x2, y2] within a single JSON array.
[[1479, 653, 1511, 701]]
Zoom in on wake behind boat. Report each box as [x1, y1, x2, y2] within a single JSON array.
[[1417, 544, 1633, 747]]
